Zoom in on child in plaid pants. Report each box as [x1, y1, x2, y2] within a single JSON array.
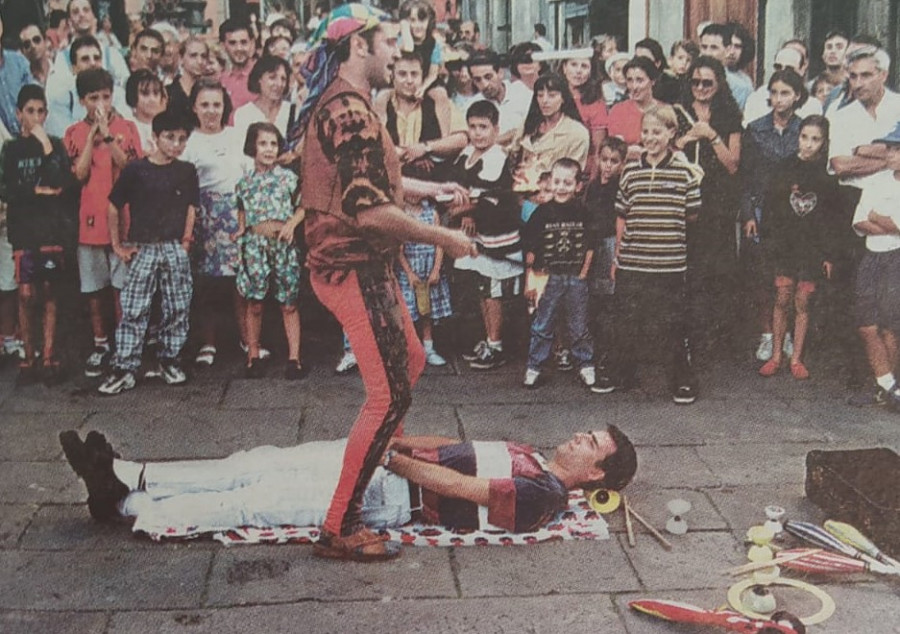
[[98, 111, 199, 395]]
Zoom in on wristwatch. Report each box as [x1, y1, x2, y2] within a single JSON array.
[[102, 135, 115, 144]]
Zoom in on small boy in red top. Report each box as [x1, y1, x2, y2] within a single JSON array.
[[63, 68, 141, 378]]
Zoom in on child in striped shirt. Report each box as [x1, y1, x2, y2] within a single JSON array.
[[592, 105, 702, 404]]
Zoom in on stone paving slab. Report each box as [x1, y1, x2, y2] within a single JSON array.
[[1, 610, 108, 634], [83, 408, 303, 460], [0, 461, 82, 505], [454, 540, 641, 596], [302, 401, 460, 441], [109, 595, 625, 634], [0, 413, 93, 461], [695, 443, 821, 486], [631, 446, 722, 488], [619, 532, 744, 591], [206, 545, 457, 606], [0, 548, 211, 610], [0, 504, 38, 548]]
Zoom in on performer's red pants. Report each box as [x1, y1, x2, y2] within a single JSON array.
[[312, 264, 425, 537]]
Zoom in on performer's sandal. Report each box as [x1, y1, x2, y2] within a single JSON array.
[[314, 528, 402, 562]]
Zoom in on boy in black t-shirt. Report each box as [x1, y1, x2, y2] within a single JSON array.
[[0, 85, 77, 385], [98, 110, 198, 395], [522, 158, 596, 389]]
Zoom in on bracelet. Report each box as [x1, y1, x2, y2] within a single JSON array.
[[711, 135, 723, 146], [382, 449, 396, 469], [103, 135, 115, 144]]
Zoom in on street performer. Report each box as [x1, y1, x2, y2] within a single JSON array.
[[294, 5, 478, 560], [59, 426, 637, 537]]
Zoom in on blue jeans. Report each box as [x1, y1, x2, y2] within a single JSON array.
[[527, 273, 593, 370]]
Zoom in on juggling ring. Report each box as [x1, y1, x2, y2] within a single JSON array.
[[727, 578, 835, 625], [586, 489, 621, 514]]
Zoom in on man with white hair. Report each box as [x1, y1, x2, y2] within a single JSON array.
[[827, 46, 900, 405], [44, 0, 129, 136], [742, 47, 822, 126]]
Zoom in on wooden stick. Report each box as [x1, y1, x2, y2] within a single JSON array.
[[725, 548, 822, 576], [626, 500, 672, 551], [623, 494, 636, 547]]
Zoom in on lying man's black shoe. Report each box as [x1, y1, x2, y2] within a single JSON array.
[[60, 430, 129, 522]]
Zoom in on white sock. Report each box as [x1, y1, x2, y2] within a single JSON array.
[[487, 339, 502, 351], [760, 333, 773, 340], [423, 339, 434, 351], [94, 336, 110, 350], [112, 459, 144, 491], [876, 373, 896, 391]]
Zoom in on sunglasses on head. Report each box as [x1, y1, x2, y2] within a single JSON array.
[[773, 63, 797, 72], [691, 78, 715, 88], [21, 34, 43, 49]]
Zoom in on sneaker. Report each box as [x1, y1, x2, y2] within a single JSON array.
[[672, 382, 698, 405], [97, 369, 136, 395], [461, 340, 488, 362], [3, 338, 26, 361], [159, 359, 187, 385], [885, 383, 900, 412], [334, 350, 358, 374], [847, 383, 888, 408], [240, 342, 271, 360], [285, 360, 309, 381], [469, 346, 506, 370], [523, 368, 541, 388], [59, 430, 128, 522], [591, 371, 623, 394], [755, 334, 774, 362], [425, 348, 447, 366], [143, 364, 162, 380], [578, 366, 596, 387], [556, 348, 574, 371], [84, 346, 111, 378], [783, 332, 794, 359]]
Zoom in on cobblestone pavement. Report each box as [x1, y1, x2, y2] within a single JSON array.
[[2, 335, 900, 633]]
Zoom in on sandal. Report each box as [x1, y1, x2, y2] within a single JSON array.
[[790, 361, 809, 380], [195, 345, 217, 367], [194, 346, 216, 367], [758, 358, 781, 377], [313, 528, 402, 562]]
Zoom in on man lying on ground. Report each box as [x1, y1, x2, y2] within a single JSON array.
[[59, 426, 636, 539]]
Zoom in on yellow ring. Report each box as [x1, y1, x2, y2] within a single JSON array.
[[586, 489, 621, 513], [726, 577, 835, 626]]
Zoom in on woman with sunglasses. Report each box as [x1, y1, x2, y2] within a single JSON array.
[[673, 56, 743, 356], [740, 69, 809, 363], [512, 73, 589, 190]]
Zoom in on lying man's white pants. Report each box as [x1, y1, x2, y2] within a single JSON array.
[[122, 440, 412, 534]]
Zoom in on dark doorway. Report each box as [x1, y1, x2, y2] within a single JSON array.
[[589, 0, 629, 49], [808, 0, 858, 79]]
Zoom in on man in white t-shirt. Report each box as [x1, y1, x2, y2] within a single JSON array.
[[849, 122, 900, 410]]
